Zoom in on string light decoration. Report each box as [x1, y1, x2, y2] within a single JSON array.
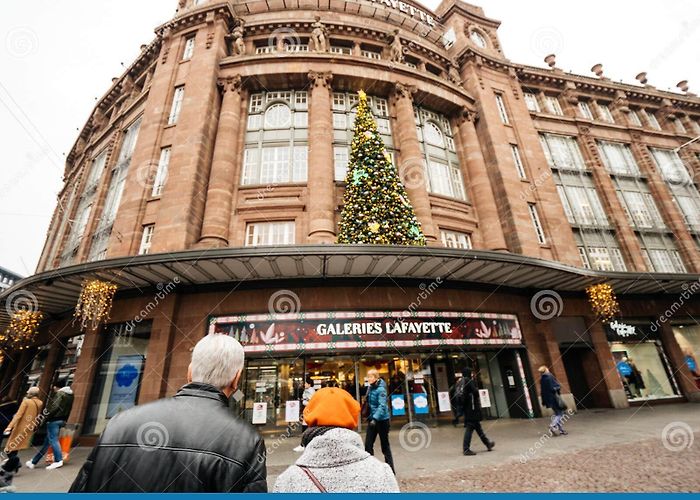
[[586, 283, 620, 321], [74, 279, 118, 331], [337, 90, 426, 246], [1, 310, 43, 352]]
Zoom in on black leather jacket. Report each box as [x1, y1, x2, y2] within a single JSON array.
[[69, 383, 267, 492]]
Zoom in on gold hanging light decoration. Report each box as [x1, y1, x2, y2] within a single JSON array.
[[586, 283, 620, 321], [74, 279, 118, 331], [2, 310, 44, 351]]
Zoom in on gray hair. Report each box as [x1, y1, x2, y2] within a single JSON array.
[[191, 334, 245, 390]]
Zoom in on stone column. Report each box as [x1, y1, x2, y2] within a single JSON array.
[[659, 322, 700, 402], [586, 317, 629, 408], [456, 109, 508, 251], [390, 82, 437, 243], [68, 326, 103, 427], [306, 71, 336, 243], [198, 75, 244, 247], [6, 350, 33, 401], [38, 341, 63, 399]]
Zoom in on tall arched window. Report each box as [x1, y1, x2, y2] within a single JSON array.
[[415, 108, 466, 200], [243, 91, 308, 185]]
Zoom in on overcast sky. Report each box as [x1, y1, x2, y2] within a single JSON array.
[[1, 0, 698, 277]]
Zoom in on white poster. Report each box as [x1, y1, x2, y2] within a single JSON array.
[[437, 391, 452, 412], [252, 402, 268, 424], [479, 389, 492, 408], [285, 400, 300, 422]]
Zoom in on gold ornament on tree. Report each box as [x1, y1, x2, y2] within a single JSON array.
[[74, 279, 118, 331], [1, 310, 43, 351], [586, 283, 619, 321]]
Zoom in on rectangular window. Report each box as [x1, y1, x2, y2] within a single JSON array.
[[332, 93, 346, 110], [510, 144, 527, 179], [152, 147, 171, 196], [246, 221, 295, 246], [673, 119, 686, 134], [334, 146, 349, 181], [540, 133, 587, 170], [674, 195, 700, 231], [645, 110, 661, 130], [694, 120, 700, 134], [249, 94, 264, 113], [578, 101, 594, 119], [598, 103, 615, 123], [182, 36, 195, 60], [168, 86, 185, 125], [333, 113, 347, 129], [138, 225, 154, 255], [295, 92, 308, 109], [293, 112, 308, 128], [428, 160, 466, 200], [84, 150, 108, 194], [528, 204, 546, 244], [440, 230, 472, 249], [330, 46, 352, 55], [597, 141, 640, 176], [628, 109, 642, 127], [494, 93, 509, 124], [649, 148, 691, 184], [255, 46, 276, 54], [361, 50, 381, 60], [523, 92, 540, 112], [544, 96, 563, 116], [617, 190, 663, 228], [558, 184, 607, 226]]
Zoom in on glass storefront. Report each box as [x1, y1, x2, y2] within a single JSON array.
[[672, 323, 700, 389], [215, 310, 534, 428], [84, 322, 151, 435], [606, 320, 681, 401]]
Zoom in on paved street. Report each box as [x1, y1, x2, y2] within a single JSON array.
[[7, 403, 699, 492]]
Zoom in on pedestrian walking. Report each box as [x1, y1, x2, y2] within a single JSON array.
[[3, 387, 44, 474], [274, 387, 399, 492], [293, 376, 316, 452], [26, 381, 73, 470], [69, 334, 267, 492], [364, 369, 394, 473], [450, 373, 467, 426], [539, 366, 568, 436], [462, 369, 495, 456]]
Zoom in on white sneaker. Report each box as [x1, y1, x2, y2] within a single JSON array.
[[46, 461, 63, 470], [25, 461, 35, 470], [293, 445, 304, 452]]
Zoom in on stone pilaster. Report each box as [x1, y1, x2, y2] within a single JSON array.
[[586, 317, 629, 409], [390, 82, 437, 243], [306, 71, 336, 243], [198, 75, 244, 247], [456, 108, 508, 251], [67, 326, 103, 428]]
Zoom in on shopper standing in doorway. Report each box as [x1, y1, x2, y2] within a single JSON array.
[[539, 366, 568, 436], [364, 369, 394, 473], [294, 376, 317, 452], [462, 369, 495, 456]]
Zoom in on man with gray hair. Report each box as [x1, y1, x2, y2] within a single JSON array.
[[70, 334, 267, 492]]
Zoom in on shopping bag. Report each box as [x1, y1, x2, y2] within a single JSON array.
[[45, 427, 75, 464]]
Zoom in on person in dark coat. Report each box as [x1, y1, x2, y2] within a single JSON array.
[[69, 334, 267, 493], [462, 369, 495, 456], [539, 366, 568, 436]]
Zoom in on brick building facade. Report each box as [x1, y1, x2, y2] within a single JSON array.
[[1, 0, 700, 438]]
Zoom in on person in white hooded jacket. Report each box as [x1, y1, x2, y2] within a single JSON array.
[[274, 387, 399, 493]]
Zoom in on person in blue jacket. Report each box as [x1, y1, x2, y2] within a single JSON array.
[[364, 369, 394, 473], [539, 366, 568, 436]]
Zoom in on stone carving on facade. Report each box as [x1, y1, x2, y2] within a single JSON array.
[[308, 70, 333, 88], [559, 81, 578, 105], [310, 16, 328, 52], [389, 29, 404, 64], [218, 75, 243, 94], [612, 90, 630, 113], [391, 82, 416, 101], [447, 59, 462, 86], [457, 106, 479, 125], [658, 97, 678, 122], [226, 21, 246, 57]]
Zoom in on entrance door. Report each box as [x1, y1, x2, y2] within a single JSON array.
[[560, 345, 608, 409], [497, 350, 530, 418]]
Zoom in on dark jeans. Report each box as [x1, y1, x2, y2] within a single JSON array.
[[463, 420, 491, 452], [2, 451, 19, 472], [365, 419, 394, 472], [32, 420, 64, 464]]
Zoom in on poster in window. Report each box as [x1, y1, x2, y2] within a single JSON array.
[[437, 391, 452, 412], [285, 400, 300, 422], [391, 394, 406, 416], [412, 393, 430, 415], [252, 402, 268, 424], [479, 389, 492, 408], [106, 354, 144, 418]]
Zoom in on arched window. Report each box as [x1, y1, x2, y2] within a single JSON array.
[[264, 103, 292, 129], [424, 122, 444, 147], [470, 30, 487, 48]]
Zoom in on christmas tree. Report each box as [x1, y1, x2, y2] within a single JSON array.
[[337, 91, 426, 245]]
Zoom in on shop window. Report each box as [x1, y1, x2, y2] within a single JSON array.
[[673, 324, 700, 389], [611, 341, 679, 401], [84, 322, 151, 435]]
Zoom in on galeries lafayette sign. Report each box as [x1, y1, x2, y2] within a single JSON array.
[[366, 0, 437, 28], [209, 311, 523, 353]]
